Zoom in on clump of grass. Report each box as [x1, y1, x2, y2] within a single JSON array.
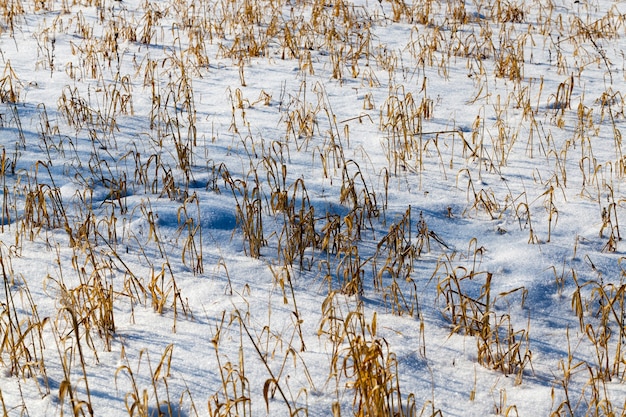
[[222, 169, 266, 258], [571, 270, 626, 383], [433, 252, 532, 384], [0, 245, 50, 394], [318, 291, 418, 416], [116, 344, 195, 417], [175, 193, 204, 275], [208, 319, 252, 417], [0, 61, 22, 104], [373, 206, 420, 316], [0, 0, 25, 35], [380, 86, 433, 176]]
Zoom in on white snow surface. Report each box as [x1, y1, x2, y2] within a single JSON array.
[[0, 0, 625, 415]]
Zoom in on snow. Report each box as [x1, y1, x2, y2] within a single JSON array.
[[1, 0, 626, 415]]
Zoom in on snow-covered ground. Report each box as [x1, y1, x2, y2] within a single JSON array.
[[1, 0, 626, 415]]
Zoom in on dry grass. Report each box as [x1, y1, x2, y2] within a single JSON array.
[[319, 291, 419, 416], [0, 0, 625, 415]]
